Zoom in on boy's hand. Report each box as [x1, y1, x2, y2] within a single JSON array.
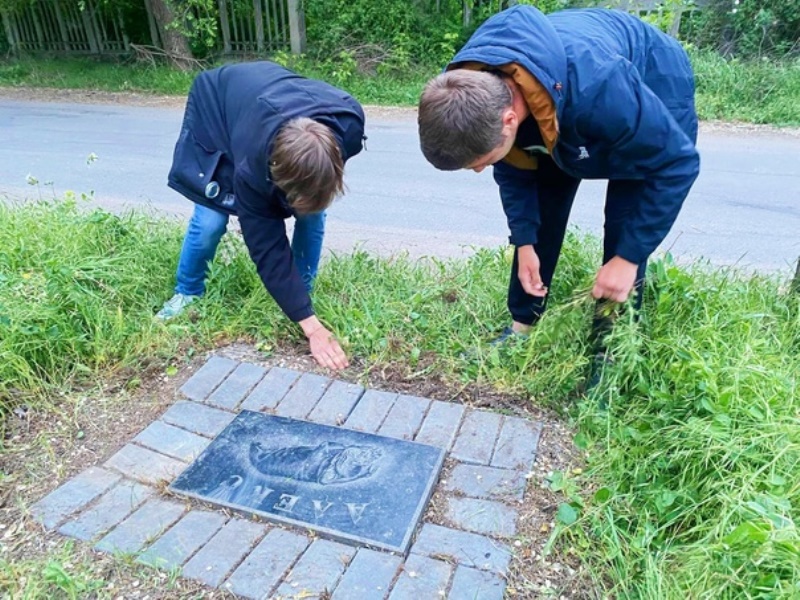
[[517, 245, 548, 297], [300, 316, 349, 370], [593, 256, 638, 302]]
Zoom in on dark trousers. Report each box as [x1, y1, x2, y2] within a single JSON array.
[[507, 158, 647, 348]]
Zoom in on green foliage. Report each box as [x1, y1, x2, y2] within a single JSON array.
[[304, 0, 466, 69], [681, 0, 800, 59], [0, 195, 185, 408], [167, 0, 220, 57], [270, 51, 435, 104], [555, 256, 800, 598], [691, 47, 800, 125], [0, 57, 198, 95]]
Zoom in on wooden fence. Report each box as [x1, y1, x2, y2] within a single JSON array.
[[1, 0, 129, 54], [1, 0, 305, 56]]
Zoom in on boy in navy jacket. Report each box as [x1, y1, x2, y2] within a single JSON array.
[[418, 6, 699, 353], [160, 61, 365, 370]]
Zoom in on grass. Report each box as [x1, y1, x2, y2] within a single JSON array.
[[0, 541, 106, 599], [1, 51, 799, 125], [1, 198, 798, 597], [0, 54, 435, 106], [690, 48, 800, 127]]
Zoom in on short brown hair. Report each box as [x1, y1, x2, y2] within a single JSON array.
[[418, 70, 512, 171], [270, 117, 344, 214]]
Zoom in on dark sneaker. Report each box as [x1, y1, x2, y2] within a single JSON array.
[[586, 352, 613, 392], [460, 326, 528, 360], [156, 293, 199, 320]]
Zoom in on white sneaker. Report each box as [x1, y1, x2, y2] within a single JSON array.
[[156, 293, 199, 320]]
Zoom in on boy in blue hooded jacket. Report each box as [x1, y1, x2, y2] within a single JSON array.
[[418, 6, 699, 350], [159, 61, 365, 370]]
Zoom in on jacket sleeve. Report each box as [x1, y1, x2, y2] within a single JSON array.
[[580, 60, 700, 265], [493, 161, 540, 246], [234, 174, 314, 323]]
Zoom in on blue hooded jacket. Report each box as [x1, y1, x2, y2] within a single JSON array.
[[168, 61, 365, 322], [449, 6, 700, 265]]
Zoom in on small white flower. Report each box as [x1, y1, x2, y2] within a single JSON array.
[[86, 152, 99, 165], [25, 173, 38, 185]]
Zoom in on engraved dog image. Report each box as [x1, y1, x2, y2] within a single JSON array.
[[249, 440, 383, 485]]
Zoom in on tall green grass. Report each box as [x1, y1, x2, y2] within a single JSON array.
[[562, 259, 800, 598], [1, 199, 798, 597], [1, 52, 799, 125], [691, 48, 800, 126]]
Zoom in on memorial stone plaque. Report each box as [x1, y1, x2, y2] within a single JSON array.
[[169, 411, 445, 553]]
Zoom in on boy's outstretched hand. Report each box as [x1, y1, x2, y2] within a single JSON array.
[[300, 316, 349, 370], [517, 244, 548, 297], [593, 256, 638, 303]]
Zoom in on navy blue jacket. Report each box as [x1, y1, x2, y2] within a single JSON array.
[[168, 61, 365, 321], [450, 7, 700, 265]]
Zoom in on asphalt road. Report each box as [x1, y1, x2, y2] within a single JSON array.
[[1, 99, 798, 274]]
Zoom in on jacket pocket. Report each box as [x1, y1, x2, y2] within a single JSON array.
[[168, 129, 230, 204]]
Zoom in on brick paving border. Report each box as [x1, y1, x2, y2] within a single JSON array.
[[31, 354, 545, 599]]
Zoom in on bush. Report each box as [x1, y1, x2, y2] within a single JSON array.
[[681, 0, 800, 59], [304, 0, 468, 70]]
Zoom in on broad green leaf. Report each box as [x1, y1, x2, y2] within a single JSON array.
[[723, 521, 769, 546], [556, 503, 579, 526], [594, 487, 612, 503]]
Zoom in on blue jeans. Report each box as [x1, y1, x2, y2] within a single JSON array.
[[175, 203, 325, 296]]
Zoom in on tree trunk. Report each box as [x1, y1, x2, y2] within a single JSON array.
[[148, 0, 194, 70]]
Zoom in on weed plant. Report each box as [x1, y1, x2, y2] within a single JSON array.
[[1, 198, 798, 597]]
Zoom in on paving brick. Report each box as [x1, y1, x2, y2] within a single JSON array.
[[491, 416, 542, 471], [182, 518, 265, 588], [344, 389, 397, 433], [273, 539, 356, 598], [180, 356, 239, 401], [58, 480, 152, 542], [308, 380, 364, 426], [205, 362, 266, 410], [104, 444, 186, 485], [224, 528, 309, 599], [411, 524, 511, 574], [275, 372, 331, 419], [137, 510, 227, 570], [448, 565, 506, 600], [160, 400, 236, 438], [444, 464, 526, 501], [450, 410, 503, 465], [331, 548, 402, 600], [94, 498, 186, 554], [415, 400, 465, 449], [239, 367, 300, 412], [445, 497, 517, 538], [378, 394, 431, 440], [134, 421, 210, 462], [30, 467, 121, 530], [388, 553, 451, 600]]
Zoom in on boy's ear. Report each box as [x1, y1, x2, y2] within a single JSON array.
[[500, 107, 518, 137]]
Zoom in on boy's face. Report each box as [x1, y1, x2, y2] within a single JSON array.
[[465, 107, 520, 173]]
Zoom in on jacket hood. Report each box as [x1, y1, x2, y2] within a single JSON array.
[[449, 5, 568, 121]]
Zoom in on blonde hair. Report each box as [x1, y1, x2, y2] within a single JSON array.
[[270, 117, 345, 214]]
